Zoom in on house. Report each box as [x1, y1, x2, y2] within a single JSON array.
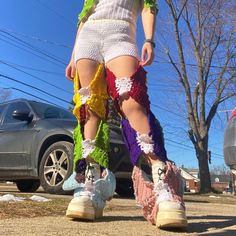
[[179, 167, 200, 193], [210, 174, 232, 192]]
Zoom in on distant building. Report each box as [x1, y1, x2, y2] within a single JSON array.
[[210, 174, 231, 192], [180, 168, 200, 193]]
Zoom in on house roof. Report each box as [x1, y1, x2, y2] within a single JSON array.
[[210, 174, 231, 183], [180, 168, 199, 181]]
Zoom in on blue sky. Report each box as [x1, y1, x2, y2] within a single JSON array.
[[0, 0, 232, 169]]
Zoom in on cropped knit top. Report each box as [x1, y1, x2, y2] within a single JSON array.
[[78, 0, 158, 24]]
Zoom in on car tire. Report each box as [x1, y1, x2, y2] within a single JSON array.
[[16, 179, 40, 193], [39, 141, 73, 194], [115, 179, 134, 197]]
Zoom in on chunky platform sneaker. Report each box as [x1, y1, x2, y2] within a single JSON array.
[[152, 161, 187, 229], [132, 161, 187, 228], [65, 163, 116, 220], [66, 195, 103, 220]]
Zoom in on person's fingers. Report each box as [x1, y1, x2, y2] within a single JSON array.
[[142, 49, 151, 66], [141, 46, 147, 64], [71, 63, 76, 78], [142, 44, 155, 66], [145, 49, 153, 66], [65, 65, 73, 81]]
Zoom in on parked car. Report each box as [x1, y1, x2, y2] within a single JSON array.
[[224, 108, 236, 171], [0, 99, 136, 196]]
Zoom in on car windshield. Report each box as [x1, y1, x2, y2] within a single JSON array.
[[29, 101, 75, 120]]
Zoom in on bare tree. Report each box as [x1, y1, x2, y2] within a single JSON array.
[[0, 89, 11, 102], [162, 0, 236, 192], [210, 165, 231, 175]]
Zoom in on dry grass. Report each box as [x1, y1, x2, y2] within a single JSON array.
[[0, 198, 70, 220], [184, 192, 236, 205], [0, 193, 236, 220]]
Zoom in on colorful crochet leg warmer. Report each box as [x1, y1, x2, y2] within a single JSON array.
[[121, 111, 168, 166], [73, 121, 109, 169], [106, 65, 150, 117], [73, 64, 109, 124], [131, 161, 185, 225], [106, 65, 167, 166], [72, 64, 109, 169]]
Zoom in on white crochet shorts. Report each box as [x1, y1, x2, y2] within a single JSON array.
[[74, 20, 139, 64]]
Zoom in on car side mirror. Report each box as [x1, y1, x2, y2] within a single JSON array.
[[12, 110, 33, 123]]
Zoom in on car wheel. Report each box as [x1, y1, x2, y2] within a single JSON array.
[[39, 141, 73, 194], [16, 180, 40, 192], [116, 179, 134, 197]]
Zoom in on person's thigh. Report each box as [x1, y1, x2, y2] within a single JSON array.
[[76, 59, 104, 87], [106, 55, 139, 78]]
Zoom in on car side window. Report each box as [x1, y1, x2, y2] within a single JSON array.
[[3, 102, 30, 124]]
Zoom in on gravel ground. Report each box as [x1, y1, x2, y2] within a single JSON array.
[[0, 197, 236, 236]]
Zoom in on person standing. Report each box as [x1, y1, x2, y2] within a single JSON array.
[[64, 0, 187, 229]]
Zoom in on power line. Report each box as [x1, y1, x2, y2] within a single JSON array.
[[152, 103, 186, 118], [0, 59, 64, 76], [0, 60, 72, 95], [35, 0, 75, 26], [153, 58, 236, 70], [165, 138, 224, 159], [0, 30, 67, 66], [0, 73, 71, 105], [1, 87, 61, 107], [0, 27, 72, 49], [0, 35, 63, 68]]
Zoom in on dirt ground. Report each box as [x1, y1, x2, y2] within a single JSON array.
[[0, 185, 236, 236]]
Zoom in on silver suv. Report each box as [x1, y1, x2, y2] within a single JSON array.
[[0, 99, 134, 196]]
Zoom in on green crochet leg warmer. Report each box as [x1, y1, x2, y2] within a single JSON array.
[[73, 120, 110, 170]]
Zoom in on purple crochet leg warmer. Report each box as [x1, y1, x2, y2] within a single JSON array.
[[121, 110, 168, 166]]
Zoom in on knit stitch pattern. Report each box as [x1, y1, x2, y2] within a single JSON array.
[[106, 66, 150, 117], [121, 111, 168, 166], [78, 0, 158, 24], [73, 120, 110, 169], [73, 64, 108, 121], [132, 161, 185, 225]]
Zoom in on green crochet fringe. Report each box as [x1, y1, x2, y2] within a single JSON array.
[[73, 120, 110, 169], [78, 0, 95, 23], [78, 0, 158, 25], [144, 0, 158, 9]]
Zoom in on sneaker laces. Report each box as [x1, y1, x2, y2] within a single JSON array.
[[152, 163, 173, 203], [81, 163, 100, 197]]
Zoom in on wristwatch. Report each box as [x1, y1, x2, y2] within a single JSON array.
[[144, 39, 156, 48]]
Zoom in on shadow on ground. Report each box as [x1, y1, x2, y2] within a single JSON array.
[[187, 215, 236, 234]]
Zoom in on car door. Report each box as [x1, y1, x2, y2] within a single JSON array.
[[0, 101, 36, 175]]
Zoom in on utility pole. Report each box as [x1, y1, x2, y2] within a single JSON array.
[[218, 109, 235, 195]]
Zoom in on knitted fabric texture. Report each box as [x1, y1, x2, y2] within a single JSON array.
[[73, 120, 110, 170], [132, 161, 185, 225], [121, 111, 168, 166], [143, 0, 158, 9], [106, 66, 150, 117], [79, 0, 96, 23], [73, 64, 108, 121], [79, 0, 158, 24]]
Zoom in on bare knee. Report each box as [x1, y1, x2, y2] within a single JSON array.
[[121, 98, 147, 119], [76, 59, 101, 87]]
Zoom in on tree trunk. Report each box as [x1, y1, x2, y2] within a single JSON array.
[[196, 140, 212, 193]]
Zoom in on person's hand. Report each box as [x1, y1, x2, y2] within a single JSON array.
[[140, 42, 154, 66], [65, 58, 76, 81]]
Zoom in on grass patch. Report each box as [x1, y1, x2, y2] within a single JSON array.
[[0, 198, 70, 220]]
